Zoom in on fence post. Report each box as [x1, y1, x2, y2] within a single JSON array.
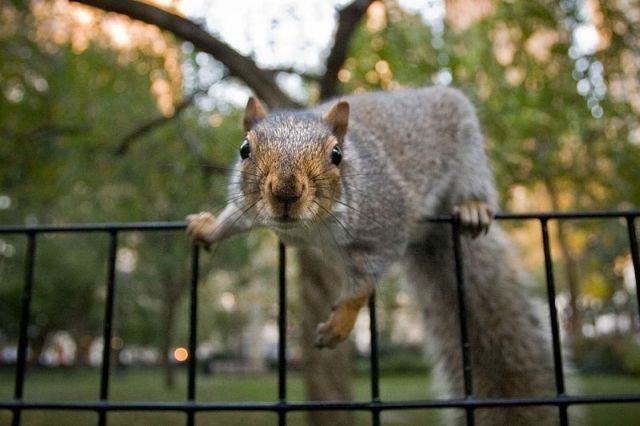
[[186, 244, 200, 426], [98, 231, 118, 426], [278, 242, 287, 426], [369, 291, 380, 425], [625, 216, 640, 323], [11, 232, 37, 426], [451, 221, 475, 425], [540, 219, 569, 425]]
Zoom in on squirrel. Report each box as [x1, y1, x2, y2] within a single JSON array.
[[187, 86, 558, 425]]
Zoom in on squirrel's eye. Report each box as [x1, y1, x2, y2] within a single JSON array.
[[331, 146, 342, 166], [240, 139, 251, 160]]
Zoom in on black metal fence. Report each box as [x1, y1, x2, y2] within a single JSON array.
[[1, 210, 640, 426]]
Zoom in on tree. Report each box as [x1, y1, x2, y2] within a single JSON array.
[[4, 0, 374, 418]]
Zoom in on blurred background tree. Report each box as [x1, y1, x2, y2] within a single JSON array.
[[1, 0, 640, 425]]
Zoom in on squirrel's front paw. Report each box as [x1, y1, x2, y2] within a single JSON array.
[[186, 212, 216, 248], [453, 201, 494, 238]]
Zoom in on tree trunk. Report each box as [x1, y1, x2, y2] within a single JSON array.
[[544, 179, 582, 335], [71, 290, 94, 367], [160, 276, 178, 389], [30, 333, 47, 366], [298, 248, 353, 426], [71, 324, 91, 367]]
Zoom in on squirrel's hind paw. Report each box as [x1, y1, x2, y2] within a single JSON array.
[[314, 321, 344, 349], [452, 201, 494, 238], [314, 304, 359, 349], [186, 211, 216, 249]]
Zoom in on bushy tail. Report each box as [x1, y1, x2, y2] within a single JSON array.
[[406, 225, 559, 425]]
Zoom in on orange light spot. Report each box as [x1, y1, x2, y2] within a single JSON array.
[[174, 347, 188, 362]]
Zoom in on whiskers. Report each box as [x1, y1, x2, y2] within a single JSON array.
[[309, 178, 389, 230], [204, 196, 262, 259]]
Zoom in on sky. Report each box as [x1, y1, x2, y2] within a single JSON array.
[[180, 0, 448, 108], [178, 0, 600, 109]]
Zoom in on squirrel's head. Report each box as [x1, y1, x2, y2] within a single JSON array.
[[237, 96, 349, 228]]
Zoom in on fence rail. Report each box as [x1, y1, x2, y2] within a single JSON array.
[[1, 210, 639, 426]]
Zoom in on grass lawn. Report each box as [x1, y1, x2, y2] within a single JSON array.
[[1, 368, 639, 425]]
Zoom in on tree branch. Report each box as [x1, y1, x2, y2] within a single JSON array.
[[115, 91, 200, 155], [319, 0, 374, 100], [179, 126, 228, 176], [264, 66, 322, 82], [71, 0, 300, 108], [2, 124, 90, 142]]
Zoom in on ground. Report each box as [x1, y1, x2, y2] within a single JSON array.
[[0, 369, 639, 425]]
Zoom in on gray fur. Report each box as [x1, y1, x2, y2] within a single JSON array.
[[315, 87, 556, 424], [201, 86, 559, 425]]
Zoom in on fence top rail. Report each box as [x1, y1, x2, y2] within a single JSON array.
[[0, 210, 638, 234], [1, 392, 640, 411], [0, 221, 186, 234], [425, 209, 640, 222]]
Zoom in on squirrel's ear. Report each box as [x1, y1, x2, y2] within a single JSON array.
[[324, 101, 349, 141], [243, 96, 267, 132]]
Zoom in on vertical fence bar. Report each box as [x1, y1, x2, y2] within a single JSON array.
[[451, 222, 475, 425], [278, 242, 287, 426], [626, 216, 640, 323], [540, 219, 568, 425], [11, 232, 37, 426], [186, 244, 200, 426], [98, 231, 118, 426], [369, 291, 381, 426]]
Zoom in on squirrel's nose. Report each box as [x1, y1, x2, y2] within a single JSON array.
[[270, 177, 303, 206], [273, 190, 301, 206]]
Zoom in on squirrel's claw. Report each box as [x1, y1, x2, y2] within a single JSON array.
[[314, 321, 344, 349], [453, 201, 494, 238], [186, 211, 216, 250], [314, 303, 359, 349]]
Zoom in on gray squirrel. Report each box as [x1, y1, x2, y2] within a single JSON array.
[[187, 87, 558, 425]]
